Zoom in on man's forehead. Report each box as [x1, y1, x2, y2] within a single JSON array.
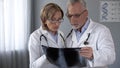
[[68, 4, 83, 12], [69, 2, 84, 10]]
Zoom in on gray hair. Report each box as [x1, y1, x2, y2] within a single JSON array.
[[68, 0, 86, 8]]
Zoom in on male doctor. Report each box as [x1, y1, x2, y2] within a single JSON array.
[[66, 0, 116, 68]]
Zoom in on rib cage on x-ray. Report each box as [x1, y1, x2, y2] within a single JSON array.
[[42, 45, 87, 68]]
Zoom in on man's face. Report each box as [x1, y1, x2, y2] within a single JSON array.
[[67, 2, 88, 30]]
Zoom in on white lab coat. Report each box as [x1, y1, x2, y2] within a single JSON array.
[[28, 26, 65, 68], [66, 19, 116, 68]]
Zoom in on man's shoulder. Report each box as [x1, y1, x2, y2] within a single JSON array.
[[91, 20, 109, 31]]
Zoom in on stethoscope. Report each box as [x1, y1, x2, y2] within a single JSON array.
[[66, 29, 98, 50], [40, 33, 66, 47]]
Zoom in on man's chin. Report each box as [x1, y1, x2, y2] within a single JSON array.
[[72, 26, 79, 30]]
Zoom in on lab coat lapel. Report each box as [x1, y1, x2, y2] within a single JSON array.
[[78, 33, 88, 47], [71, 30, 79, 47], [57, 32, 64, 48], [71, 31, 88, 47], [40, 26, 58, 47], [78, 19, 95, 47]]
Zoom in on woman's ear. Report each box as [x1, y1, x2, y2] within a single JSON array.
[[44, 20, 47, 24], [41, 17, 46, 24]]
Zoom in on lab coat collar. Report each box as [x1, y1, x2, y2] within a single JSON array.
[[39, 26, 61, 35], [39, 26, 63, 47], [39, 26, 56, 44], [85, 19, 96, 33], [72, 30, 77, 43], [39, 26, 48, 35]]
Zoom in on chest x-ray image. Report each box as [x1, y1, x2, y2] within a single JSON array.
[[42, 45, 87, 68]]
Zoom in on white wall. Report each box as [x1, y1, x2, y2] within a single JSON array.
[[32, 0, 120, 68]]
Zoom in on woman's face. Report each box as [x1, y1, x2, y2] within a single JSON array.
[[45, 11, 63, 33]]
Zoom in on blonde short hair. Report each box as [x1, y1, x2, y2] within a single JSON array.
[[40, 3, 64, 30]]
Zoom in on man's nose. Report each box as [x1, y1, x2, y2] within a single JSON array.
[[71, 17, 78, 22]]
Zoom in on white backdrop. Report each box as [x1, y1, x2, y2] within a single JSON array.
[[0, 0, 31, 68]]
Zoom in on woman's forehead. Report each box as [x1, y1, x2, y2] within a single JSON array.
[[52, 11, 62, 19]]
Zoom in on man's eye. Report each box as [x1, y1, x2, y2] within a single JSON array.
[[74, 14, 80, 17], [67, 14, 80, 18], [68, 15, 72, 18]]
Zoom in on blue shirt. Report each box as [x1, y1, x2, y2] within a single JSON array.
[[48, 31, 58, 43], [75, 19, 90, 42]]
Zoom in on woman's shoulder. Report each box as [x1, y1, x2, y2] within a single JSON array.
[[30, 28, 42, 38], [58, 30, 64, 36]]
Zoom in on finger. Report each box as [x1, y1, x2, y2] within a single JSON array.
[[80, 50, 93, 57], [80, 50, 90, 53], [80, 52, 91, 56], [81, 47, 92, 50], [80, 53, 92, 59], [80, 48, 92, 53], [80, 53, 90, 58]]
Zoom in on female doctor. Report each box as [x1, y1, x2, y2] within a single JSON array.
[[28, 3, 64, 68], [66, 0, 116, 68]]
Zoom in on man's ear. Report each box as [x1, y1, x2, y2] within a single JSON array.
[[85, 10, 88, 16]]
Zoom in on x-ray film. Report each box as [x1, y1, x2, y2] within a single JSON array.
[[42, 45, 87, 68]]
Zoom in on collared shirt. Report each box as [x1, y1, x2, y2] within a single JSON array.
[[75, 18, 90, 42]]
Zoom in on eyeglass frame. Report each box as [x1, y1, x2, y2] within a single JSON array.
[[66, 10, 87, 19], [47, 18, 64, 24]]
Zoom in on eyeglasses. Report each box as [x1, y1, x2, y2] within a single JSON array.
[[47, 18, 64, 24], [66, 10, 87, 18]]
